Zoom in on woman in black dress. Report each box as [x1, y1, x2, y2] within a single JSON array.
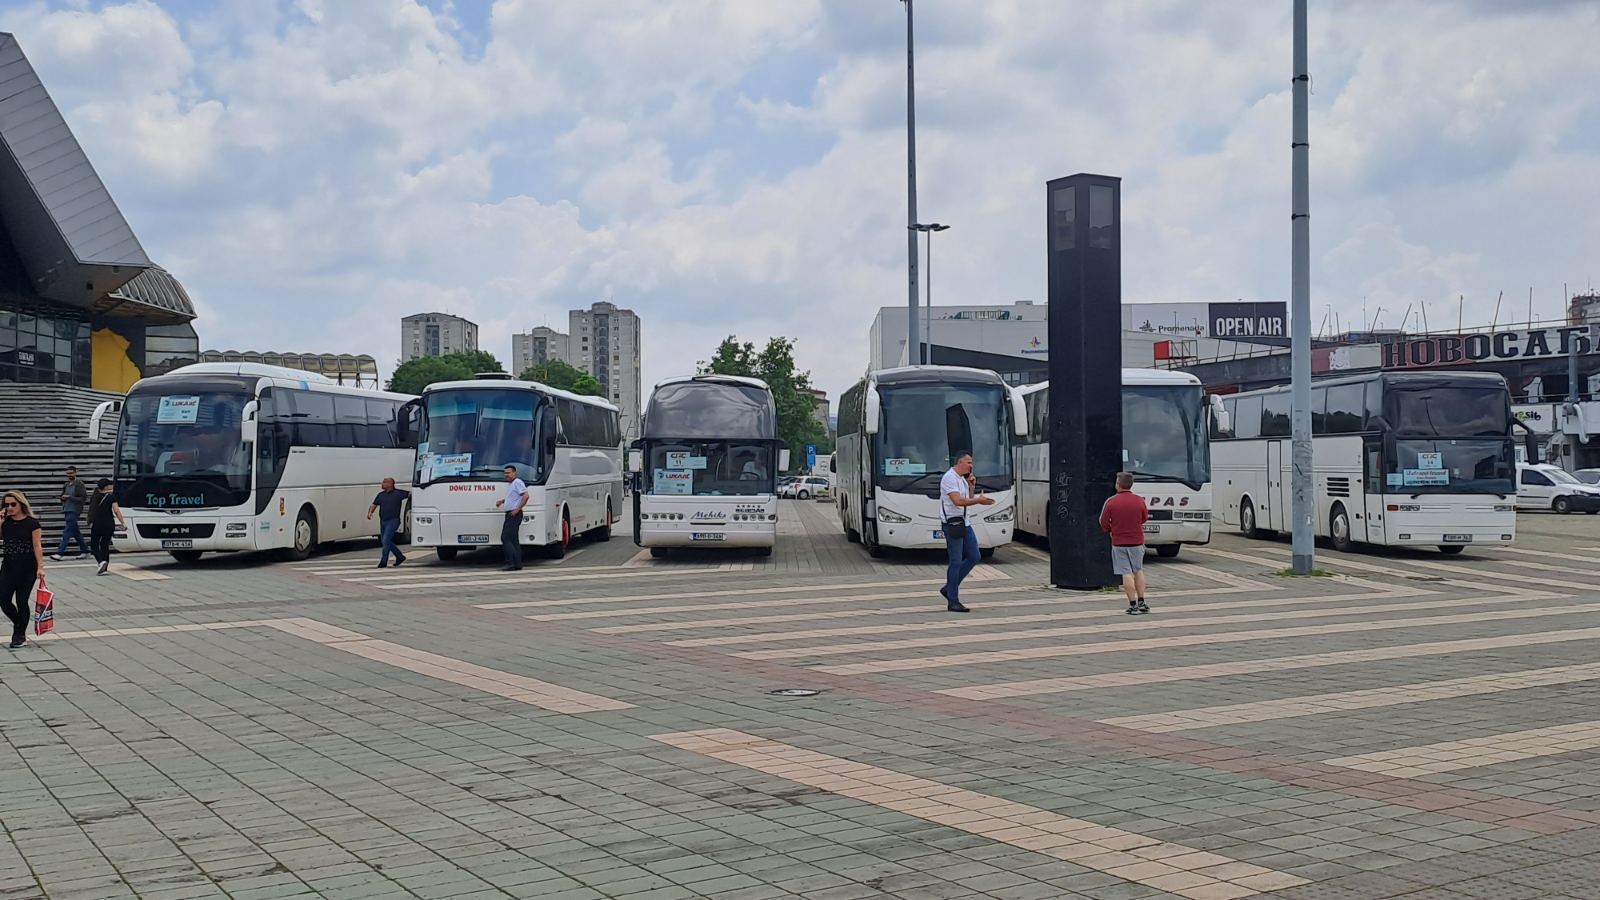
[[88, 479, 124, 576], [2, 490, 46, 649]]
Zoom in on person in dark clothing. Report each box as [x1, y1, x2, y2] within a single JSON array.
[[88, 479, 125, 576], [50, 465, 88, 561], [366, 478, 411, 568], [2, 490, 46, 648], [1099, 471, 1150, 615]]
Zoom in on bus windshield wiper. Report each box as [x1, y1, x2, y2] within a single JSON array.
[[1128, 470, 1202, 492]]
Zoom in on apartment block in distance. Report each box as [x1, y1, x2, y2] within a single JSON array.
[[510, 325, 571, 376], [571, 302, 642, 439], [401, 312, 478, 362]]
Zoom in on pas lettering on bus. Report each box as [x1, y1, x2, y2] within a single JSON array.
[[1148, 496, 1191, 507]]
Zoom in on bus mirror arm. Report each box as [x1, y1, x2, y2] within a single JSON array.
[[1009, 387, 1027, 437], [88, 399, 122, 442], [240, 400, 259, 445], [779, 448, 791, 473]]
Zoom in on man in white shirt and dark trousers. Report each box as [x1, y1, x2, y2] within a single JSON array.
[[940, 452, 994, 613], [494, 465, 528, 571]]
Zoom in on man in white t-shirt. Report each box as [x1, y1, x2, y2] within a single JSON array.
[[939, 452, 994, 613], [494, 465, 528, 571]]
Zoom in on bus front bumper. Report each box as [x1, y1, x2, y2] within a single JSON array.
[[1142, 518, 1211, 546], [1381, 510, 1516, 546], [409, 509, 541, 548], [637, 522, 776, 548], [879, 516, 1013, 550], [115, 515, 269, 553]]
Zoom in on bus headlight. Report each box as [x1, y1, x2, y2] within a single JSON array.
[[984, 507, 1014, 523], [1175, 511, 1210, 521], [1493, 504, 1513, 512], [877, 508, 912, 524], [226, 522, 248, 532], [415, 516, 434, 525]]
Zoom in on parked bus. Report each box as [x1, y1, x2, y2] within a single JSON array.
[[399, 374, 623, 560], [1212, 370, 1532, 553], [629, 375, 787, 557], [1014, 370, 1215, 557], [89, 363, 413, 562], [833, 365, 1024, 556]]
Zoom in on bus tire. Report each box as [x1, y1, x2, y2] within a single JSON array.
[[281, 507, 316, 561], [755, 546, 773, 558], [435, 547, 459, 562], [651, 547, 669, 559], [544, 510, 571, 559], [1438, 545, 1466, 555], [1154, 544, 1181, 558], [1239, 498, 1260, 539], [1554, 495, 1572, 515], [980, 547, 995, 560], [169, 550, 203, 564], [1329, 505, 1355, 553], [596, 502, 613, 542]]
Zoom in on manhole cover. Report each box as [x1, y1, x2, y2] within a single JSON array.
[[769, 689, 821, 697]]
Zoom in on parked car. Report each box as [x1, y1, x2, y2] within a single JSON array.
[[1517, 463, 1600, 514], [780, 476, 831, 500], [1576, 468, 1600, 485]]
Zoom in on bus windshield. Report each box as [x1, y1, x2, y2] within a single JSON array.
[[1124, 385, 1210, 489], [643, 440, 776, 496], [116, 389, 253, 509], [876, 383, 1011, 494], [1387, 385, 1511, 437], [416, 389, 544, 484]]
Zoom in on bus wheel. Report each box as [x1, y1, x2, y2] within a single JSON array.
[[281, 508, 316, 561], [544, 512, 571, 559], [755, 546, 773, 558], [1330, 505, 1355, 553], [1154, 544, 1181, 558], [1554, 496, 1572, 515], [650, 547, 669, 559], [1239, 499, 1260, 539], [980, 547, 995, 560], [1438, 545, 1466, 555], [596, 503, 613, 542], [435, 547, 459, 562], [169, 550, 203, 564]]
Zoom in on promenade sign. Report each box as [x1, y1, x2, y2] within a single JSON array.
[[1382, 324, 1600, 369]]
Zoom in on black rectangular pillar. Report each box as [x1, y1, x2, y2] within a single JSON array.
[[1047, 174, 1123, 589]]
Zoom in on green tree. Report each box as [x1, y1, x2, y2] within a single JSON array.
[[521, 359, 602, 396], [386, 350, 504, 394], [700, 335, 830, 467]]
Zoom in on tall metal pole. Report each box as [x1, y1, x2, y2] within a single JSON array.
[[925, 228, 933, 361], [904, 0, 921, 365], [1290, 0, 1314, 574]]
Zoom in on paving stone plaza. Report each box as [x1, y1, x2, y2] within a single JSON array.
[[6, 503, 1600, 900]]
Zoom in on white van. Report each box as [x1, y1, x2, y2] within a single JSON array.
[[1516, 463, 1600, 514]]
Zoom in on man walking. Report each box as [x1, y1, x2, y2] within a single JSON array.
[[366, 478, 410, 568], [494, 465, 528, 571], [1100, 472, 1150, 615], [940, 451, 994, 613], [49, 465, 88, 561]]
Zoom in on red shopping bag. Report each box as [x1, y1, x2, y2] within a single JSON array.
[[33, 578, 54, 637]]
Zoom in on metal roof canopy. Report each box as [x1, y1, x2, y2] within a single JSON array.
[[0, 33, 185, 319]]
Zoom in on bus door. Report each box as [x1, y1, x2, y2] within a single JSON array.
[[1267, 440, 1287, 532], [1362, 440, 1385, 544]]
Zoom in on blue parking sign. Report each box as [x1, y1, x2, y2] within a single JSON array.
[[805, 444, 816, 469]]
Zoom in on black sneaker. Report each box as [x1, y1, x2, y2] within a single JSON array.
[[375, 562, 388, 569], [1135, 600, 1150, 615], [947, 602, 970, 613], [939, 586, 949, 602], [8, 638, 24, 649], [1126, 604, 1140, 615], [394, 556, 406, 567]]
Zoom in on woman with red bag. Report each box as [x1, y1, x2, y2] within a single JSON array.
[[2, 490, 45, 649]]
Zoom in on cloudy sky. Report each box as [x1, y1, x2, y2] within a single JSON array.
[[7, 0, 1600, 401]]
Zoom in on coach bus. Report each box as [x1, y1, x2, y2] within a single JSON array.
[[833, 365, 1023, 557], [629, 375, 787, 557], [398, 374, 623, 561], [90, 363, 413, 562], [1014, 370, 1215, 557], [1212, 370, 1531, 553]]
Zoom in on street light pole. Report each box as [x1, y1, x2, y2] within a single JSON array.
[[912, 223, 950, 364], [1290, 0, 1315, 575], [902, 0, 921, 365]]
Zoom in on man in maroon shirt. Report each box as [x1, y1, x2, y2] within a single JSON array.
[[1099, 472, 1150, 615]]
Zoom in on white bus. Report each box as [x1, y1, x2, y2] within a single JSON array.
[[629, 375, 787, 557], [1015, 370, 1215, 557], [833, 365, 1024, 556], [90, 363, 413, 562], [1213, 370, 1530, 553], [398, 374, 623, 560]]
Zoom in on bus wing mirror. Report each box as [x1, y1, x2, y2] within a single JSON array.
[[864, 388, 881, 435], [1009, 386, 1028, 437], [89, 399, 122, 442], [1209, 394, 1229, 434], [393, 400, 421, 446], [627, 449, 643, 473], [779, 449, 792, 472], [829, 455, 837, 474], [1525, 431, 1540, 466], [239, 400, 259, 444]]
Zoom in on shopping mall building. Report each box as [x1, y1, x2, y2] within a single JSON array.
[[1, 32, 197, 394]]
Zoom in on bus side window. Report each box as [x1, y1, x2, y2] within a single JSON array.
[[1366, 443, 1383, 494], [334, 395, 367, 447], [1310, 387, 1327, 435], [1234, 396, 1263, 440]]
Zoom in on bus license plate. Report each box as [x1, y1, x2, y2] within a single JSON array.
[[457, 534, 490, 544], [161, 539, 193, 549], [691, 532, 725, 541], [1143, 524, 1160, 533], [1442, 534, 1473, 543]]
